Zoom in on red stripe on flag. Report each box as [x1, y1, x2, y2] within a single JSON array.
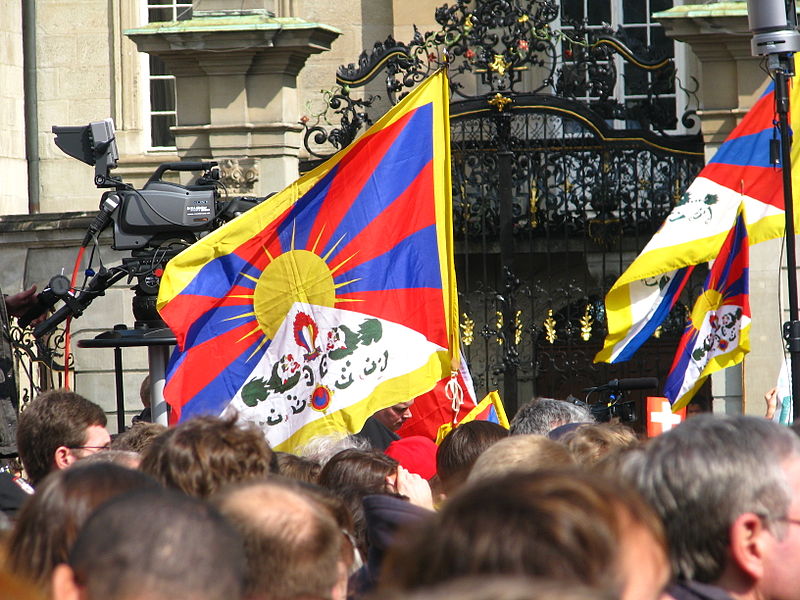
[[306, 109, 419, 254], [328, 162, 435, 275], [335, 287, 447, 347], [700, 163, 783, 209]]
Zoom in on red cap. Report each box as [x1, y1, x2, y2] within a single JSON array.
[[385, 436, 438, 480]]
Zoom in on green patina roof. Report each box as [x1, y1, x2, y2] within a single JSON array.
[[654, 2, 748, 20], [125, 15, 340, 36]]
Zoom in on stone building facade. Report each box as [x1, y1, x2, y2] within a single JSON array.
[[0, 0, 788, 427]]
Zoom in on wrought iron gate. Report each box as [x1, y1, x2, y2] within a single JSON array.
[[302, 0, 707, 419]]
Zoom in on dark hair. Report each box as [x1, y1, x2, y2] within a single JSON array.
[[110, 421, 167, 454], [382, 469, 665, 596], [16, 390, 107, 486], [275, 452, 321, 484], [317, 449, 399, 560], [6, 462, 159, 591], [68, 489, 245, 600], [140, 414, 275, 498], [214, 480, 341, 600], [436, 421, 507, 495], [317, 448, 397, 495]]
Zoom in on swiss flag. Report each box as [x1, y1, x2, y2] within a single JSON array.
[[646, 396, 687, 438]]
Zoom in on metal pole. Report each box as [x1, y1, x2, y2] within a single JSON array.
[[773, 55, 800, 418], [114, 347, 126, 433]]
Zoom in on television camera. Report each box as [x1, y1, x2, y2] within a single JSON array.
[[27, 118, 264, 337], [578, 377, 659, 423]]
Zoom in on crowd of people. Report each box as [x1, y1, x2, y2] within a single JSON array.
[[0, 387, 798, 600]]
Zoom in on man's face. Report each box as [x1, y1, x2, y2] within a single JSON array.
[[760, 455, 800, 600], [69, 424, 112, 461], [373, 401, 414, 431]]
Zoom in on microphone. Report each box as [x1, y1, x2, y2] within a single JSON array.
[[81, 192, 120, 247], [583, 377, 659, 393], [16, 275, 71, 328]]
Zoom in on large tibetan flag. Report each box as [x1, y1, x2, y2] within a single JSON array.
[[156, 70, 459, 452], [596, 81, 799, 364], [663, 205, 750, 410]]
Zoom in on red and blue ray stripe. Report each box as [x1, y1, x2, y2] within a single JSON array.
[[704, 83, 783, 210]]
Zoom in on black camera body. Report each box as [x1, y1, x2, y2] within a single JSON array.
[[31, 119, 264, 337]]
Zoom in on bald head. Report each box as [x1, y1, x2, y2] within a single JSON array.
[[214, 481, 341, 600]]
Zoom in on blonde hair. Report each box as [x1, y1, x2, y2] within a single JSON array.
[[467, 435, 575, 484], [563, 423, 640, 467]]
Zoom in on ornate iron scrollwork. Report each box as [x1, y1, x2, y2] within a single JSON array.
[[303, 0, 696, 159]]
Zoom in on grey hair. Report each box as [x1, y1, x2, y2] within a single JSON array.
[[627, 414, 800, 583], [509, 397, 594, 436], [297, 433, 370, 466]]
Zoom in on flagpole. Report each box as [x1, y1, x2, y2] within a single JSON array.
[[747, 0, 800, 419], [773, 57, 800, 418]]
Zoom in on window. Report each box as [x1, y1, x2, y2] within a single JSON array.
[[145, 1, 193, 148], [560, 0, 687, 132]]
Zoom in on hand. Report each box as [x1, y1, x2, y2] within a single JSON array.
[[5, 286, 38, 318], [765, 387, 778, 420], [394, 466, 434, 511]]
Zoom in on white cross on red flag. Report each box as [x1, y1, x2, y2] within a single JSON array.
[[646, 396, 687, 437]]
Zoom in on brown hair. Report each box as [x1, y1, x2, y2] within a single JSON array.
[[436, 421, 507, 496], [214, 480, 341, 600], [275, 452, 321, 484], [110, 421, 167, 454], [16, 390, 107, 486], [68, 489, 245, 600], [382, 469, 666, 596], [563, 423, 641, 467], [140, 415, 275, 498], [5, 462, 158, 592], [317, 448, 397, 495]]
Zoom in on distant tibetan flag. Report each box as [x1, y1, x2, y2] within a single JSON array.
[[645, 396, 686, 437], [663, 205, 750, 410], [596, 81, 799, 364], [157, 70, 459, 452], [435, 391, 509, 444]]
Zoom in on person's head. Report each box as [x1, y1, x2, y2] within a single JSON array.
[[298, 433, 371, 466], [372, 401, 414, 432], [562, 423, 640, 467], [110, 421, 167, 454], [213, 480, 343, 600], [509, 397, 593, 436], [382, 469, 668, 600], [79, 449, 141, 469], [140, 414, 275, 498], [378, 576, 615, 600], [627, 413, 800, 594], [16, 390, 109, 486], [385, 436, 438, 480], [466, 434, 575, 484], [317, 448, 399, 561], [436, 421, 507, 496], [139, 374, 151, 409], [275, 452, 321, 484], [6, 462, 159, 591], [317, 448, 398, 495], [51, 489, 246, 600]]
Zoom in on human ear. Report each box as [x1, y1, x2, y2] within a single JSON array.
[[51, 564, 83, 600]]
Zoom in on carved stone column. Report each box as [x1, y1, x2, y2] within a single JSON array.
[[125, 6, 339, 195]]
